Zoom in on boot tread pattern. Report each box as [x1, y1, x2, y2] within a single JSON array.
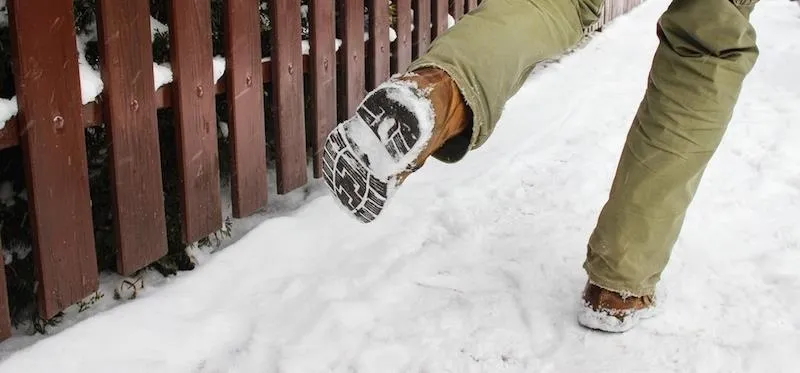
[[322, 86, 422, 223]]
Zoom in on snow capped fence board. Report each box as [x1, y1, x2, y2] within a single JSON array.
[[7, 0, 99, 319], [224, 0, 269, 217], [309, 0, 338, 178], [339, 0, 366, 121], [392, 0, 413, 73], [367, 0, 391, 91], [168, 0, 223, 244], [412, 0, 432, 59], [95, 0, 169, 275], [270, 0, 308, 194]]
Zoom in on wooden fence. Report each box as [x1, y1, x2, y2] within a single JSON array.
[[0, 0, 643, 341]]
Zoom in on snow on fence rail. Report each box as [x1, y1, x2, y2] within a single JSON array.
[[0, 0, 640, 342]]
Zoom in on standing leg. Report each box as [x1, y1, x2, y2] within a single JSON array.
[[580, 0, 760, 332]]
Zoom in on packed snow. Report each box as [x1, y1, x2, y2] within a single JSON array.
[[1, 0, 799, 371]]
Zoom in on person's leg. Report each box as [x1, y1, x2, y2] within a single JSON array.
[[580, 0, 760, 332], [323, 0, 603, 222]]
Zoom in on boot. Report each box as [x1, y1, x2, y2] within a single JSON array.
[[577, 282, 658, 333], [322, 68, 469, 223]]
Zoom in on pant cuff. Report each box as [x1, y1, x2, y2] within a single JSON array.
[[405, 60, 486, 163], [584, 269, 656, 298]]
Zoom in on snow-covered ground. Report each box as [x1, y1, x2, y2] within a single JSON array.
[[1, 0, 799, 371]]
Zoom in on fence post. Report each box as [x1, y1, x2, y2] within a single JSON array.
[[96, 0, 169, 275], [339, 0, 366, 121], [466, 0, 479, 12], [431, 0, 449, 39], [7, 0, 99, 318], [392, 0, 413, 74], [270, 0, 308, 193], [367, 0, 391, 91], [412, 0, 431, 59], [309, 0, 338, 178], [452, 0, 465, 21], [168, 0, 223, 244], [224, 0, 269, 216]]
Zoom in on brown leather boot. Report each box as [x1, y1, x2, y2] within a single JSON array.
[[322, 67, 470, 223], [393, 68, 471, 183], [578, 282, 658, 333]]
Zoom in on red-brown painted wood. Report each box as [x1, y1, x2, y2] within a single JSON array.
[[270, 0, 308, 193], [431, 0, 448, 40], [392, 0, 413, 74], [169, 0, 223, 243], [367, 0, 391, 91], [412, 0, 431, 59], [8, 0, 99, 318], [452, 0, 464, 21], [339, 0, 366, 120], [96, 0, 168, 275], [224, 0, 268, 216], [466, 0, 478, 12], [309, 0, 337, 178]]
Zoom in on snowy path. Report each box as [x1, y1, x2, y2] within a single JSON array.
[[2, 0, 799, 371]]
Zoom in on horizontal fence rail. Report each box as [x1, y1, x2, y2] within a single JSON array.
[[0, 0, 643, 342]]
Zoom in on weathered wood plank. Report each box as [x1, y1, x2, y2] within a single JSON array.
[[339, 0, 366, 120], [309, 0, 337, 178], [466, 0, 478, 12], [224, 0, 268, 216], [367, 0, 390, 91], [392, 0, 412, 74], [7, 0, 98, 318], [412, 0, 431, 59], [168, 0, 223, 243], [96, 0, 168, 275], [431, 0, 448, 40], [270, 0, 308, 193], [452, 0, 464, 21]]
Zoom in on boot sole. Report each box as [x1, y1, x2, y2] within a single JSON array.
[[322, 83, 431, 223]]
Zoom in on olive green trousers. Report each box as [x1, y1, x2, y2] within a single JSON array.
[[407, 0, 759, 295]]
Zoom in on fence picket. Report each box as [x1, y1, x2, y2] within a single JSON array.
[[339, 0, 366, 120], [96, 0, 168, 275], [412, 0, 431, 59], [168, 0, 222, 243], [466, 0, 478, 12], [309, 0, 337, 178], [452, 0, 464, 21], [7, 0, 99, 318], [270, 0, 308, 193], [224, 0, 268, 216], [431, 0, 448, 39], [392, 0, 413, 74], [367, 0, 391, 91]]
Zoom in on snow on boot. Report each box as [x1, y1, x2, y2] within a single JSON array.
[[578, 282, 658, 333], [322, 68, 469, 223]]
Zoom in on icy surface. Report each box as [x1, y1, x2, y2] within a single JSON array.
[[1, 0, 799, 372]]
